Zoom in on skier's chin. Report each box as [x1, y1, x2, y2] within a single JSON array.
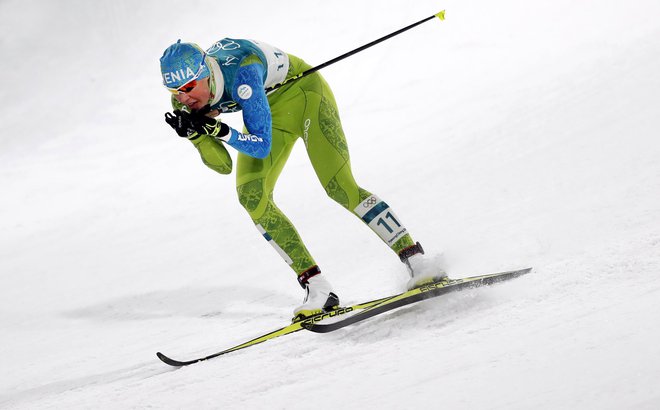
[[188, 101, 203, 110]]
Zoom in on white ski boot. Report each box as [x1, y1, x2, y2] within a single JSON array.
[[293, 273, 340, 321], [400, 242, 448, 290]]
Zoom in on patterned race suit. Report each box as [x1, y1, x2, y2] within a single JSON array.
[[170, 38, 416, 281]]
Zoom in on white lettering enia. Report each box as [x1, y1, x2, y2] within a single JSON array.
[[163, 67, 197, 84]]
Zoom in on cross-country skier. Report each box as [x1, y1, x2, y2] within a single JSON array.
[[160, 38, 447, 320]]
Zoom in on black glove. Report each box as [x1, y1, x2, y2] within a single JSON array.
[[164, 107, 229, 140]]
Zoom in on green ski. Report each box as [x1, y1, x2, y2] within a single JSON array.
[[156, 295, 391, 366], [302, 268, 532, 333]]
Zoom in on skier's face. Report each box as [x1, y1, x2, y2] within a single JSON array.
[[174, 77, 211, 111]]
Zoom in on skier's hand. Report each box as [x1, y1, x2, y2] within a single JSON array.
[[164, 107, 229, 140]]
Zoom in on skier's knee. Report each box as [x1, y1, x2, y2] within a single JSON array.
[[236, 180, 268, 219], [324, 179, 351, 210]]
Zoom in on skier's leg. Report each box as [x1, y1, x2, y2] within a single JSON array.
[[299, 75, 419, 257], [235, 128, 319, 281], [292, 72, 447, 289], [236, 129, 340, 318]]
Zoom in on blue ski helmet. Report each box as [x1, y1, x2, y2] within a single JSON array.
[[160, 40, 210, 89]]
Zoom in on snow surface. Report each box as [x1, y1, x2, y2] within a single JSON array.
[[2, 0, 660, 408]]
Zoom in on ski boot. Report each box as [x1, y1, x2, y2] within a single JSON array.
[[399, 242, 448, 290], [292, 269, 340, 322]]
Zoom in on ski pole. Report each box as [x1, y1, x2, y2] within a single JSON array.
[[265, 10, 446, 93]]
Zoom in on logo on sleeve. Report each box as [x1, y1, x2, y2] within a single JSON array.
[[237, 84, 253, 100]]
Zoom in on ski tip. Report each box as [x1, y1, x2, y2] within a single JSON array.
[[435, 10, 446, 21], [157, 352, 184, 367], [156, 352, 172, 363]]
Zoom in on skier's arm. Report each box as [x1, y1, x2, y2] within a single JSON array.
[[185, 64, 272, 160], [215, 62, 272, 159], [190, 135, 232, 174], [168, 97, 233, 175], [163, 59, 273, 173]]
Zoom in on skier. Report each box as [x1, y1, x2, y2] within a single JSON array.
[[160, 38, 446, 320]]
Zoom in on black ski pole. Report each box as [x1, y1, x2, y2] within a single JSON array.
[[265, 10, 446, 93]]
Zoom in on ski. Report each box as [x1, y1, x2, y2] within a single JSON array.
[[156, 295, 392, 367], [301, 267, 532, 333], [157, 268, 531, 366]]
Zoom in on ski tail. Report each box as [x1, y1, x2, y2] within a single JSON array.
[[302, 268, 532, 333]]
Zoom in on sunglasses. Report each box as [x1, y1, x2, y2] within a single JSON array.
[[170, 79, 198, 94], [166, 53, 207, 95]]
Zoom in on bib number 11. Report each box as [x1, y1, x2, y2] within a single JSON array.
[[355, 195, 408, 246], [377, 212, 401, 234]]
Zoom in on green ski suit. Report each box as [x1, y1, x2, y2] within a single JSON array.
[[171, 39, 416, 283]]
